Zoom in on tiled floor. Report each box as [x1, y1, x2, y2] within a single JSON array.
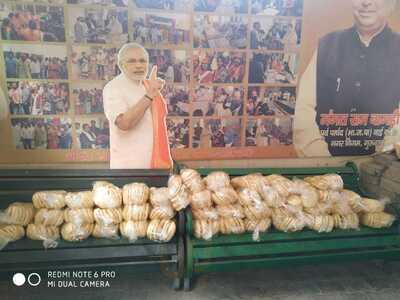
[[1, 260, 400, 300]]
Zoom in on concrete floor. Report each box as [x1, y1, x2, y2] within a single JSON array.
[[1, 260, 400, 300]]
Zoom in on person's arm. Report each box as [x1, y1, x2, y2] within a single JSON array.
[[114, 95, 152, 131], [293, 50, 330, 157]]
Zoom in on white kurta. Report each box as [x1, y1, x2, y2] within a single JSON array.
[[103, 73, 153, 169]]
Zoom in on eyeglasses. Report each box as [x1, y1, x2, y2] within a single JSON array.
[[123, 58, 148, 65]]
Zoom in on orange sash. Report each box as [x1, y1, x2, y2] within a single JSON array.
[[144, 80, 173, 169]]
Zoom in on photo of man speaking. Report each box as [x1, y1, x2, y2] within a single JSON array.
[[294, 0, 400, 157]]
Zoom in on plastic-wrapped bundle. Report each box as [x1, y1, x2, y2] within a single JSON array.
[[360, 198, 386, 213], [304, 202, 333, 215], [193, 219, 219, 240], [61, 223, 94, 242], [26, 224, 60, 248], [122, 182, 149, 205], [238, 188, 263, 208], [306, 215, 334, 233], [264, 175, 294, 197], [149, 205, 175, 220], [258, 184, 284, 208], [120, 221, 148, 241], [191, 190, 212, 209], [122, 204, 151, 221], [243, 202, 271, 220], [92, 223, 119, 239], [64, 208, 94, 225], [290, 179, 319, 208], [341, 190, 364, 213], [231, 173, 264, 193], [168, 175, 184, 199], [272, 209, 305, 232], [333, 213, 359, 230], [32, 191, 66, 209], [219, 217, 245, 235], [204, 172, 230, 192], [361, 212, 395, 228], [287, 194, 303, 209], [211, 187, 239, 206], [93, 181, 122, 209], [93, 208, 123, 225], [0, 225, 25, 243], [170, 186, 191, 212], [216, 204, 244, 219], [244, 218, 271, 241], [34, 209, 64, 226], [149, 187, 170, 207], [65, 191, 94, 209], [192, 207, 219, 220], [180, 168, 205, 193], [0, 202, 35, 226], [331, 198, 354, 216], [304, 174, 344, 191], [147, 219, 176, 242]]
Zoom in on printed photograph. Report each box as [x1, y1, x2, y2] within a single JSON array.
[[245, 117, 293, 147], [147, 49, 190, 83], [251, 0, 303, 16], [0, 3, 65, 42], [193, 15, 247, 49], [69, 7, 128, 44], [7, 81, 69, 116], [166, 118, 190, 149], [9, 1, 65, 4], [3, 44, 68, 80], [132, 11, 190, 47], [249, 52, 299, 84], [72, 83, 105, 114], [193, 86, 244, 117], [194, 0, 248, 14], [250, 18, 302, 51], [247, 86, 296, 116], [162, 85, 190, 117], [71, 45, 120, 81], [193, 51, 246, 84], [67, 0, 128, 7], [10, 117, 72, 150], [192, 118, 241, 148], [132, 0, 190, 11], [75, 116, 110, 149]]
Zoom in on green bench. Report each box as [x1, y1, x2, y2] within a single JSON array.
[[0, 169, 184, 289], [184, 162, 400, 291]]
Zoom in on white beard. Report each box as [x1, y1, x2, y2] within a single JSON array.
[[0, 87, 9, 121]]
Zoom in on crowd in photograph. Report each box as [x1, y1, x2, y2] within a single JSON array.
[[4, 51, 68, 80], [251, 0, 303, 16], [166, 119, 190, 149], [194, 52, 245, 84], [250, 19, 301, 51], [72, 47, 119, 81], [1, 5, 65, 42], [193, 86, 243, 117], [72, 9, 128, 44], [11, 118, 72, 150], [67, 0, 127, 6], [76, 119, 109, 149], [133, 0, 188, 10], [132, 16, 189, 46], [194, 0, 247, 14], [192, 119, 241, 148], [73, 87, 104, 114], [162, 85, 189, 117], [246, 118, 293, 147], [194, 16, 247, 49], [148, 50, 190, 83], [247, 87, 296, 116], [7, 81, 69, 116]]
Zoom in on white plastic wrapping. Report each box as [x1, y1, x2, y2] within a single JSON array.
[[264, 175, 294, 197], [306, 214, 334, 233], [170, 186, 191, 211], [65, 191, 94, 209], [211, 187, 239, 206], [180, 168, 205, 193], [168, 175, 184, 199], [238, 188, 263, 208], [26, 224, 60, 248], [304, 174, 344, 191], [122, 204, 151, 221], [216, 204, 244, 219], [93, 181, 122, 209], [243, 202, 271, 220], [361, 212, 396, 228], [120, 220, 148, 242], [92, 223, 119, 239], [0, 224, 25, 250], [34, 209, 64, 226], [193, 219, 219, 240], [204, 171, 231, 192], [333, 213, 359, 230], [0, 202, 35, 226], [122, 182, 150, 205], [341, 189, 363, 213], [32, 190, 66, 209], [360, 197, 389, 213], [64, 208, 94, 225], [149, 187, 170, 207], [192, 207, 219, 220], [93, 208, 123, 225], [244, 218, 271, 241], [149, 205, 175, 220], [230, 173, 264, 192], [258, 184, 285, 208], [191, 190, 213, 209], [290, 179, 319, 208], [61, 223, 94, 242], [219, 218, 245, 235], [147, 219, 176, 242]]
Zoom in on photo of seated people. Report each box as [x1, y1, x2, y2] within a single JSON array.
[[10, 117, 72, 150], [192, 118, 241, 148], [193, 15, 247, 49], [166, 118, 190, 149], [194, 0, 248, 13], [11, 1, 65, 4], [193, 86, 244, 117], [7, 81, 69, 116], [245, 117, 293, 147], [72, 84, 105, 114], [194, 51, 246, 84], [249, 52, 298, 84], [71, 46, 119, 81], [132, 12, 190, 47], [250, 18, 302, 51], [75, 117, 110, 149], [69, 7, 128, 44], [0, 4, 65, 42], [132, 0, 190, 10], [162, 85, 190, 117], [67, 0, 127, 6], [247, 86, 296, 116], [3, 44, 68, 80], [251, 0, 303, 16], [147, 49, 190, 83]]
